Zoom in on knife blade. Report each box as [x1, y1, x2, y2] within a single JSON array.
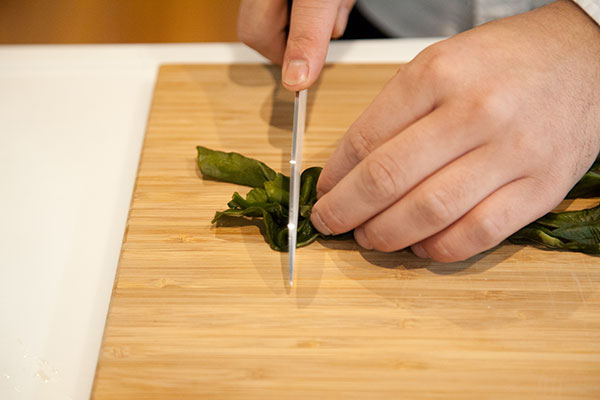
[[288, 89, 307, 287]]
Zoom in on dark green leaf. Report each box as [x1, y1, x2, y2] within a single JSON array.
[[227, 190, 264, 209], [553, 225, 600, 245], [264, 173, 290, 205], [297, 217, 320, 247], [567, 160, 600, 198], [200, 147, 351, 251], [534, 204, 600, 229], [300, 167, 322, 206], [509, 204, 600, 254], [212, 206, 286, 251], [197, 146, 277, 188]]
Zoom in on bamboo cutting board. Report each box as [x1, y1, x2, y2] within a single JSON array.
[[91, 64, 600, 399]]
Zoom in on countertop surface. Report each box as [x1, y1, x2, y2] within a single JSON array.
[[0, 39, 440, 400]]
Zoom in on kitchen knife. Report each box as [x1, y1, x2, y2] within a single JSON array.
[[288, 89, 307, 287]]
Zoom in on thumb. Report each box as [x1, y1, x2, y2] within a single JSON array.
[[282, 0, 341, 90]]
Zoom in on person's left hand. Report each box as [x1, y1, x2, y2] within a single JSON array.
[[310, 0, 600, 262]]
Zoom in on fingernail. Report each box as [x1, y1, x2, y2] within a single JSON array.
[[354, 227, 373, 250], [284, 59, 308, 86], [310, 207, 333, 236], [411, 243, 430, 259]]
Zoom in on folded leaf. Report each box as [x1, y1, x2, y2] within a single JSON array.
[[567, 160, 600, 198], [300, 167, 322, 206], [509, 204, 600, 254], [197, 146, 277, 188], [200, 146, 350, 251]]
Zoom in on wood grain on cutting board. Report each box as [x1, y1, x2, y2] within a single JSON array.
[[91, 64, 600, 400]]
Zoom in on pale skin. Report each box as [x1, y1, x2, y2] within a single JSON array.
[[238, 0, 600, 262]]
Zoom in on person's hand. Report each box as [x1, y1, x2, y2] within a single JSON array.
[[237, 0, 355, 90], [310, 0, 600, 262]]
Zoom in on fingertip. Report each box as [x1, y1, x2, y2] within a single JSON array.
[[283, 0, 337, 90], [411, 243, 431, 259], [282, 59, 323, 91], [354, 227, 373, 249], [310, 205, 333, 236], [283, 59, 309, 88]]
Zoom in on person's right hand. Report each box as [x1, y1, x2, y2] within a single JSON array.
[[237, 0, 355, 91]]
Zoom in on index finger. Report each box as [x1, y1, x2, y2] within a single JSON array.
[[282, 0, 342, 90], [316, 65, 435, 197]]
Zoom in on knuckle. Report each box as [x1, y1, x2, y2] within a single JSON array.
[[419, 42, 447, 62], [289, 31, 321, 52], [469, 216, 505, 250], [361, 155, 399, 201], [416, 191, 454, 227], [465, 89, 515, 126], [347, 126, 376, 162], [410, 44, 453, 85]]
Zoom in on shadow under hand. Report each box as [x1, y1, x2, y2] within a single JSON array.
[[359, 246, 506, 276], [318, 238, 512, 276], [319, 238, 536, 330]]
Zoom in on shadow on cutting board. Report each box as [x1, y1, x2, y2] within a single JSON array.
[[318, 238, 514, 275], [213, 215, 327, 305], [226, 63, 332, 305], [228, 63, 331, 173], [320, 239, 592, 329]]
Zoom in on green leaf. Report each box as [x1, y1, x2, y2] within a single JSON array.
[[509, 224, 567, 248], [264, 173, 290, 205], [197, 146, 276, 188], [535, 205, 600, 230], [200, 147, 351, 251], [509, 204, 600, 254], [227, 189, 270, 209], [567, 160, 600, 198], [212, 206, 287, 251], [553, 225, 600, 245], [297, 217, 320, 247], [300, 167, 322, 206]]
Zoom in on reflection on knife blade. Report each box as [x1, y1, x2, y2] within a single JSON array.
[[288, 89, 307, 287]]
